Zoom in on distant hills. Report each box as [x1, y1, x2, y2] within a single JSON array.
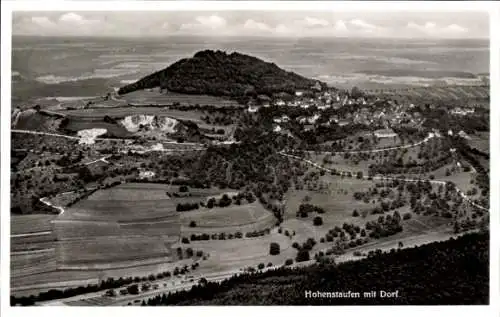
[[118, 50, 326, 102]]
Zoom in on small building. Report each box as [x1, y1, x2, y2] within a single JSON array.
[[247, 105, 260, 113], [458, 130, 471, 140], [275, 99, 286, 106], [295, 91, 304, 97], [374, 128, 397, 139], [139, 170, 155, 180]]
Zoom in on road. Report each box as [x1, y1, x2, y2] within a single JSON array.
[[12, 129, 133, 142], [279, 151, 489, 211], [39, 265, 281, 306], [11, 231, 52, 238], [39, 197, 66, 215]]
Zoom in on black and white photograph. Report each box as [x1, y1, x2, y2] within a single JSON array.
[[1, 0, 499, 314]]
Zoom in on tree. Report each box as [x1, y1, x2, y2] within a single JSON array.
[[207, 198, 216, 209], [352, 209, 360, 217], [269, 242, 280, 255], [284, 259, 294, 266], [189, 221, 197, 228], [105, 289, 116, 297], [351, 86, 364, 99], [313, 216, 323, 226], [127, 284, 139, 295], [258, 263, 265, 270], [296, 249, 310, 262]]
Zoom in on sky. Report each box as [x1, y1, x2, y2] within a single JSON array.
[[12, 11, 489, 39]]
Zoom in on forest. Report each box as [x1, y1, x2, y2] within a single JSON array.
[[118, 50, 324, 102]]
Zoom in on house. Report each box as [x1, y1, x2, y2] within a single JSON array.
[[374, 128, 397, 138], [247, 105, 260, 113], [273, 125, 282, 132], [295, 91, 304, 97], [139, 170, 155, 179], [458, 130, 471, 140], [275, 99, 286, 106]]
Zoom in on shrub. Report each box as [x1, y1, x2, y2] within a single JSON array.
[[403, 213, 412, 220], [284, 259, 294, 266], [258, 263, 265, 270], [296, 249, 310, 262], [181, 237, 190, 244], [269, 242, 280, 255], [126, 284, 139, 295], [313, 216, 323, 226]]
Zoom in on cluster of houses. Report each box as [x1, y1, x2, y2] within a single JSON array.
[[248, 85, 432, 136]]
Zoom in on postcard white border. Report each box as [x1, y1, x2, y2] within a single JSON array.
[[1, 2, 499, 317]]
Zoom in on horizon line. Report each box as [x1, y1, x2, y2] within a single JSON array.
[[11, 34, 489, 41]]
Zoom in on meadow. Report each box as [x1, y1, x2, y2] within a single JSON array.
[[180, 202, 276, 235], [118, 90, 240, 107], [365, 85, 489, 102]]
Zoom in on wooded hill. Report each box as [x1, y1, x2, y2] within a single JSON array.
[[118, 50, 326, 103]]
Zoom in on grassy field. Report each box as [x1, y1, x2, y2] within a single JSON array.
[[11, 250, 58, 278], [187, 231, 295, 273], [60, 183, 181, 221], [307, 153, 373, 175], [180, 202, 275, 234], [365, 85, 489, 101], [119, 90, 240, 107], [13, 183, 279, 296], [60, 107, 204, 121], [11, 214, 56, 234], [11, 215, 59, 285], [468, 132, 489, 154], [56, 236, 176, 266]]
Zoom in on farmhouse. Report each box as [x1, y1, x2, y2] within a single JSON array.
[[275, 99, 286, 106], [247, 105, 260, 113], [374, 128, 397, 139], [458, 130, 471, 140]]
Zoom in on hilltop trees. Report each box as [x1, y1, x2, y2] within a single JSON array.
[[118, 50, 323, 102]]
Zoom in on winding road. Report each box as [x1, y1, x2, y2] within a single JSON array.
[[279, 151, 489, 212]]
